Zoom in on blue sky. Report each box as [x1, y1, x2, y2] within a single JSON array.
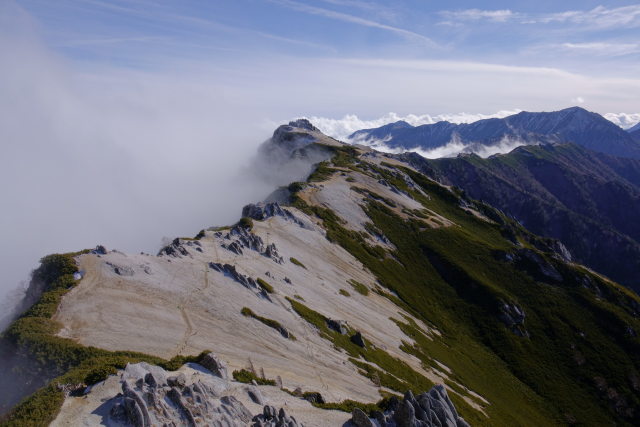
[[9, 0, 640, 120], [15, 0, 640, 74]]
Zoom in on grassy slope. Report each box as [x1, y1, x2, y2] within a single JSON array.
[[291, 146, 640, 425], [404, 144, 640, 293]]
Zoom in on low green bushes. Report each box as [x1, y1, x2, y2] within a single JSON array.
[[256, 278, 274, 293], [289, 257, 307, 269], [232, 369, 276, 386], [348, 279, 369, 296]]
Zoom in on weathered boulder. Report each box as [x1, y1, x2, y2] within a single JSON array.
[[200, 353, 229, 380], [106, 262, 134, 276], [351, 331, 366, 348], [326, 319, 348, 335], [167, 373, 186, 388], [302, 391, 325, 404], [348, 384, 468, 427], [246, 385, 265, 405], [251, 404, 303, 427], [352, 408, 374, 427], [158, 238, 190, 257]]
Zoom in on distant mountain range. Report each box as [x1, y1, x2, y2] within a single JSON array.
[[351, 107, 640, 159], [399, 143, 640, 293]]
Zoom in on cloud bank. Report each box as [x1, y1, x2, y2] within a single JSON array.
[[0, 4, 292, 319], [350, 133, 528, 160], [306, 110, 522, 141], [604, 112, 640, 129]]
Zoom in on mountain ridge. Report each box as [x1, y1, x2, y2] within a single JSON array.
[[1, 122, 640, 426], [350, 107, 640, 159]]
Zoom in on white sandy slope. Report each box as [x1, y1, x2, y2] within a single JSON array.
[[52, 147, 488, 424]]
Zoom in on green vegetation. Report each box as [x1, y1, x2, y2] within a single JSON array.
[[256, 278, 274, 293], [310, 398, 386, 415], [292, 159, 640, 425], [347, 279, 369, 296], [289, 257, 307, 269], [288, 181, 306, 193], [293, 294, 305, 301], [351, 186, 397, 208], [286, 296, 437, 400], [307, 161, 338, 182], [240, 307, 295, 340], [232, 369, 276, 386], [339, 289, 351, 297], [237, 216, 254, 230]]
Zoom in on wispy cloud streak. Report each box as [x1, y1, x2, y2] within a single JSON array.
[[272, 0, 438, 47]]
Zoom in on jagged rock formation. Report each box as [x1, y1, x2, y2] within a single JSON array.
[[73, 354, 306, 427], [158, 237, 191, 257], [252, 405, 302, 427], [108, 362, 253, 426], [350, 387, 469, 427], [217, 223, 284, 263], [209, 262, 271, 300], [242, 202, 309, 229]]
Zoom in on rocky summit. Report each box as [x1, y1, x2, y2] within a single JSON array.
[[1, 119, 640, 426]]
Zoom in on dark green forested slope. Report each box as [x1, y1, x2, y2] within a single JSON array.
[[399, 143, 640, 293]]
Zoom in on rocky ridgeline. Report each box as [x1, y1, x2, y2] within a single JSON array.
[[158, 238, 203, 258], [242, 202, 310, 229], [106, 354, 302, 427], [217, 224, 284, 264], [350, 387, 469, 427]]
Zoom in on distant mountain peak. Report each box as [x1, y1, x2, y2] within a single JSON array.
[[288, 118, 318, 132], [349, 107, 640, 159]]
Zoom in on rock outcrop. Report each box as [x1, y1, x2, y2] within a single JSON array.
[[209, 262, 271, 300], [499, 302, 529, 338], [242, 202, 309, 229], [217, 224, 285, 264], [251, 405, 303, 427], [158, 238, 190, 258], [200, 352, 229, 380], [350, 387, 469, 427], [109, 362, 253, 427]]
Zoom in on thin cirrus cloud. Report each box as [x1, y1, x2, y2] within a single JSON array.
[[270, 0, 439, 47], [439, 4, 640, 30], [558, 42, 640, 56], [439, 9, 516, 23], [531, 4, 640, 29]]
